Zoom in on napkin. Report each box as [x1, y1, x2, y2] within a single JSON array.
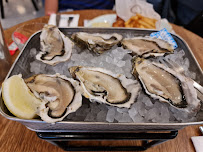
[[115, 0, 174, 33], [48, 14, 79, 27], [191, 136, 203, 152], [116, 0, 161, 21]]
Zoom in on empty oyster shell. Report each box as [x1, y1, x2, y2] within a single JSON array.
[[36, 25, 74, 65], [122, 37, 174, 58], [69, 66, 140, 108], [25, 73, 82, 123], [132, 57, 200, 113], [71, 32, 123, 54]]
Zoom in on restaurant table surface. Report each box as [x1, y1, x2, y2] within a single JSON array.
[[0, 10, 203, 152]]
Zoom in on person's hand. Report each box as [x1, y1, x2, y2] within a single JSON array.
[[45, 0, 58, 16]]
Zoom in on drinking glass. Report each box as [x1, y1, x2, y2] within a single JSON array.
[[0, 22, 11, 81]]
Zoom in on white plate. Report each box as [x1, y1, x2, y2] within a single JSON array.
[[85, 14, 117, 27]]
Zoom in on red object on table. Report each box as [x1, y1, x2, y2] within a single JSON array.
[[13, 31, 28, 44], [8, 41, 18, 55]]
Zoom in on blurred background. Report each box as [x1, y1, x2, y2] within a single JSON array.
[[1, 0, 44, 29], [0, 0, 202, 37]]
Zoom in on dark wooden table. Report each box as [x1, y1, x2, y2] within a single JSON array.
[[0, 10, 203, 152]]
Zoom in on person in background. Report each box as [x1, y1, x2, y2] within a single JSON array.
[[147, 0, 203, 26], [44, 0, 202, 36], [45, 0, 115, 16], [147, 0, 203, 37]]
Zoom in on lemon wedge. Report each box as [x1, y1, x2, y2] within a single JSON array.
[[2, 74, 41, 119]]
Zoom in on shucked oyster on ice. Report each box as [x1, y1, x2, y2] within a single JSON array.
[[69, 66, 140, 108], [71, 32, 123, 54], [25, 73, 82, 123], [132, 57, 200, 114], [36, 25, 74, 65], [122, 37, 174, 58]]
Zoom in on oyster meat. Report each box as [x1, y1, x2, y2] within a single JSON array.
[[122, 37, 174, 58], [71, 32, 123, 54], [69, 66, 140, 108], [36, 25, 74, 65], [132, 57, 200, 113], [25, 73, 82, 123]]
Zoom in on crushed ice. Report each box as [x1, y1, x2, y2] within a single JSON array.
[[29, 44, 199, 123]]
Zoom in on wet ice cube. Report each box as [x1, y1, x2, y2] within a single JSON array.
[[139, 109, 148, 117], [134, 101, 145, 115], [106, 56, 113, 63], [117, 108, 128, 114], [30, 48, 37, 57], [90, 103, 101, 114], [97, 110, 107, 122], [160, 105, 170, 122], [91, 57, 98, 64], [71, 54, 81, 61], [153, 101, 163, 109], [53, 64, 63, 73], [117, 60, 125, 67], [76, 104, 90, 117], [112, 49, 118, 55], [183, 58, 189, 69], [143, 96, 154, 109], [145, 108, 160, 121], [114, 111, 123, 122], [84, 113, 96, 122], [137, 92, 146, 102], [40, 64, 46, 73], [113, 58, 119, 64], [128, 107, 138, 118], [30, 61, 41, 74], [66, 112, 75, 120], [122, 54, 132, 61], [106, 108, 116, 122], [132, 114, 144, 122], [115, 68, 123, 74], [119, 113, 133, 123], [72, 48, 78, 54], [125, 60, 132, 68]]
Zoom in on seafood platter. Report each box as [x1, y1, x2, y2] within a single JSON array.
[[0, 25, 202, 132]]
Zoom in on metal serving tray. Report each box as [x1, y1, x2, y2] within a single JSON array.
[[0, 28, 202, 132]]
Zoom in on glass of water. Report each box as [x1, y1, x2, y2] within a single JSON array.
[[0, 22, 12, 81]]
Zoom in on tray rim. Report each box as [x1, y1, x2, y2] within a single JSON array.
[[0, 27, 202, 129]]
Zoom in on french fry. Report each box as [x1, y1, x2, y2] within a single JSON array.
[[136, 14, 143, 20], [121, 14, 157, 29], [125, 16, 139, 27], [141, 17, 157, 27], [138, 20, 155, 29], [138, 25, 145, 29]]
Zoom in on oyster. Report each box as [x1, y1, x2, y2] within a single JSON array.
[[132, 57, 200, 113], [69, 66, 140, 108], [71, 32, 123, 54], [122, 37, 174, 58], [25, 73, 82, 123], [36, 25, 74, 65]]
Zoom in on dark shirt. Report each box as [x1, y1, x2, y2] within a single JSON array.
[[147, 0, 203, 25], [58, 0, 115, 11]]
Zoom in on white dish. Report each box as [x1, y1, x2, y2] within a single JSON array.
[[85, 14, 117, 27]]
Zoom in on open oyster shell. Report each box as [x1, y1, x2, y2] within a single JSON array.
[[69, 66, 140, 108], [36, 25, 74, 65], [122, 37, 174, 58], [132, 57, 200, 114], [71, 32, 123, 54], [25, 73, 82, 123]]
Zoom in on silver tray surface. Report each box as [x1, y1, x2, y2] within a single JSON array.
[[0, 28, 202, 132]]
